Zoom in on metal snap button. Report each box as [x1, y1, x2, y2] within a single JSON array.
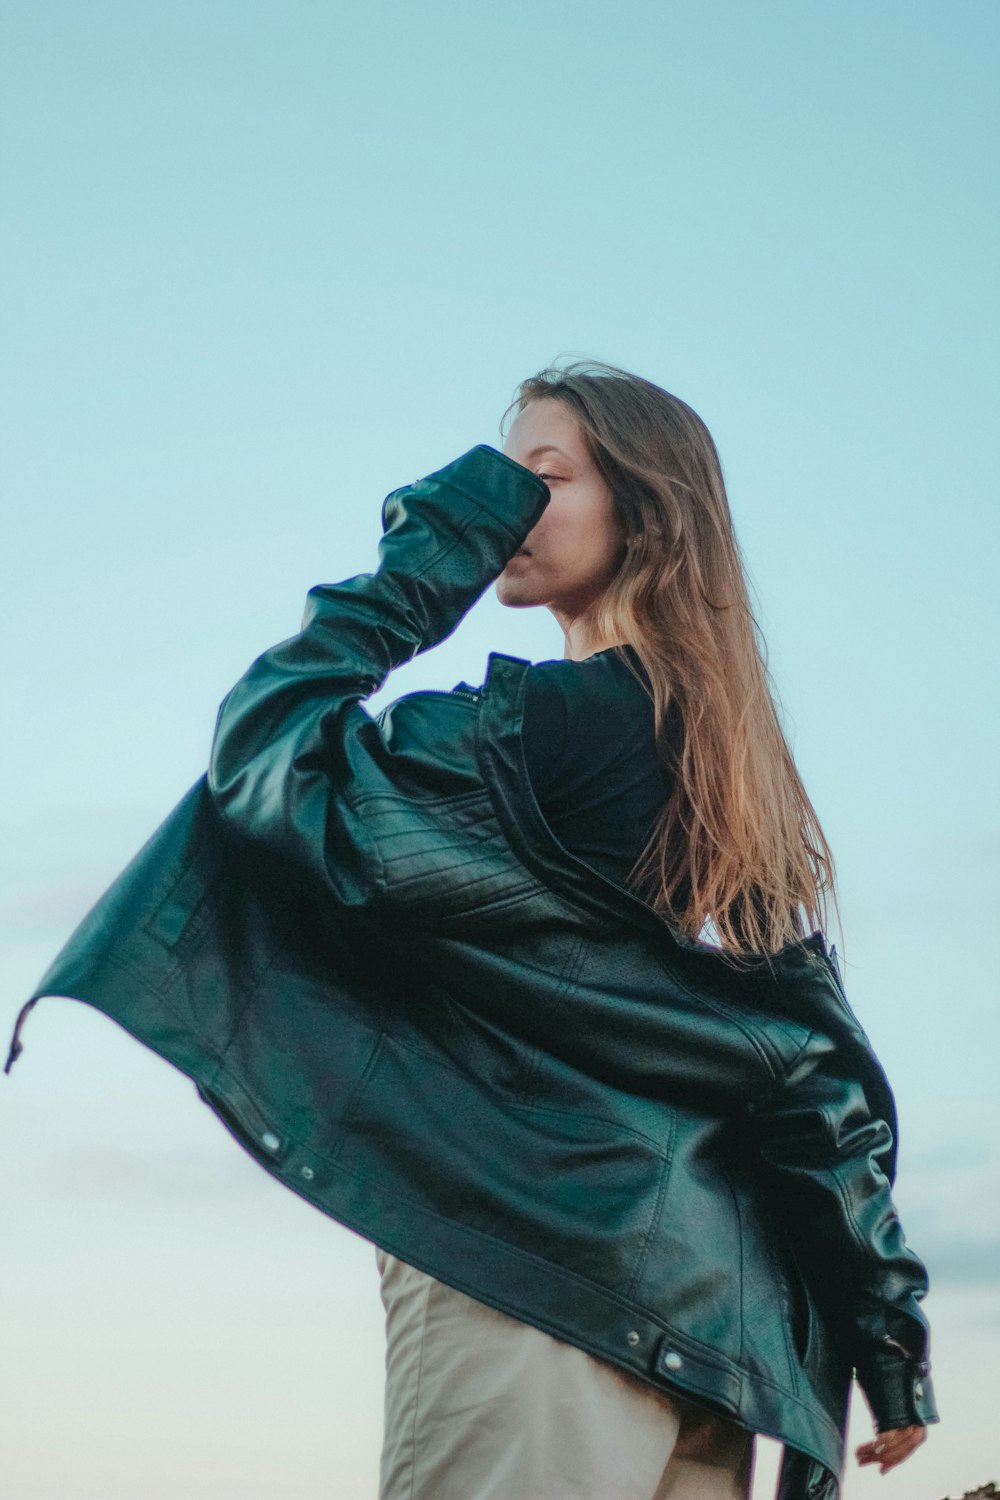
[[261, 1131, 281, 1152], [663, 1350, 683, 1371], [626, 1330, 640, 1346], [300, 1165, 315, 1181]]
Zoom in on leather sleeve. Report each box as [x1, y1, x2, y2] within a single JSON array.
[[206, 445, 549, 908], [749, 1028, 940, 1433]]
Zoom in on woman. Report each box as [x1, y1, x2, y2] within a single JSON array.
[[369, 362, 935, 1498], [6, 361, 937, 1500]]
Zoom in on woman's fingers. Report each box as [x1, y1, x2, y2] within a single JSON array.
[[855, 1424, 927, 1472]]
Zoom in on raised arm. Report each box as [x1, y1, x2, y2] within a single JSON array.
[[206, 445, 549, 907]]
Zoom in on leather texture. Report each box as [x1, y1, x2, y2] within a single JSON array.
[[5, 444, 938, 1500]]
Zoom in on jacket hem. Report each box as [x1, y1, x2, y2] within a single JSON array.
[[7, 979, 846, 1487]]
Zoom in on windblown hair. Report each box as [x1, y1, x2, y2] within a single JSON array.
[[500, 357, 842, 967]]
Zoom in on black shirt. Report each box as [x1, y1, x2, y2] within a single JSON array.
[[520, 644, 676, 891]]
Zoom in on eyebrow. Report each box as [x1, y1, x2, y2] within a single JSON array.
[[523, 445, 573, 462]]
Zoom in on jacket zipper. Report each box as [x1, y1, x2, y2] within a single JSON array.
[[405, 687, 481, 704]]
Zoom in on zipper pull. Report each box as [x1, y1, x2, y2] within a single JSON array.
[[4, 997, 39, 1075]]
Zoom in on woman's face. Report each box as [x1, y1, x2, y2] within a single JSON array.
[[496, 398, 626, 639]]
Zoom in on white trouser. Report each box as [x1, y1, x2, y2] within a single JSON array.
[[376, 1246, 755, 1500]]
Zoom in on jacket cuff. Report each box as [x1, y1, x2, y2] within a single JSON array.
[[856, 1349, 940, 1429], [387, 445, 550, 541]]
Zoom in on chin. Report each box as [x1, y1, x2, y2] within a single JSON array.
[[494, 579, 538, 608]]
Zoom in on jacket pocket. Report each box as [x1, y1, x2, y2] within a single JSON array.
[[756, 1221, 819, 1393], [334, 1031, 670, 1293], [140, 825, 298, 986], [142, 858, 217, 957], [784, 1247, 817, 1369]]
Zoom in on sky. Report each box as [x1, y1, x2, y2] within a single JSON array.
[[1, 2, 998, 1496]]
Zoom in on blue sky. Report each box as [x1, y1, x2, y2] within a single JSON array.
[[2, 3, 997, 1496]]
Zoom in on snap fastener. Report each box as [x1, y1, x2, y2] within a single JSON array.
[[300, 1165, 315, 1181], [261, 1131, 281, 1152], [626, 1330, 640, 1346], [663, 1350, 683, 1371]]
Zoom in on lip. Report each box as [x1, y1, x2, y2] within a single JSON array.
[[515, 547, 531, 556]]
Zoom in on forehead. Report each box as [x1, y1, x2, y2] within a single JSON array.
[[506, 398, 584, 461]]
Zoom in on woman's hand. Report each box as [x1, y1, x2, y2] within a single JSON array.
[[855, 1423, 927, 1473]]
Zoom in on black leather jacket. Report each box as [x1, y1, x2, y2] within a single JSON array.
[[5, 444, 938, 1500]]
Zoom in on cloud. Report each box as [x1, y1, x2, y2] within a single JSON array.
[[896, 1155, 1000, 1287], [36, 1144, 263, 1200], [0, 881, 107, 938]]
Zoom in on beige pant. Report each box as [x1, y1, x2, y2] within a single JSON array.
[[376, 1247, 754, 1500]]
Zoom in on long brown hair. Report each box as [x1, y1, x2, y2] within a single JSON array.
[[499, 357, 842, 966]]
